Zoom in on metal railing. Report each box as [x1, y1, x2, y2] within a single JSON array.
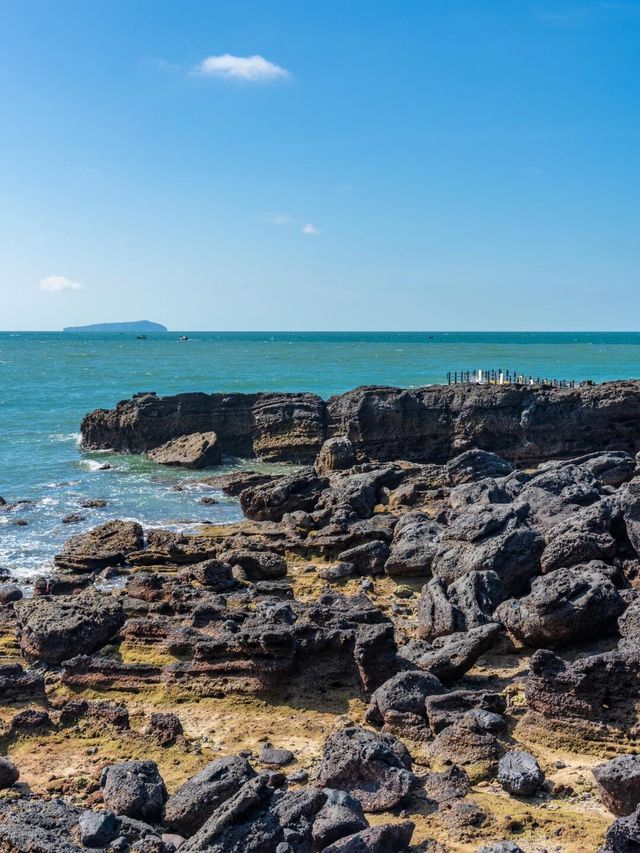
[[446, 369, 594, 388]]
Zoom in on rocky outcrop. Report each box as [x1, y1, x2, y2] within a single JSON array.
[[81, 390, 327, 463], [148, 431, 222, 468], [525, 648, 640, 730], [81, 381, 640, 466], [53, 519, 144, 572], [15, 590, 124, 664]]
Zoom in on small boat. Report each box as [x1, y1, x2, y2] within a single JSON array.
[[179, 335, 189, 341], [136, 335, 147, 340]]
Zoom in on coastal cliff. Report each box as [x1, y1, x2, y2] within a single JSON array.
[[81, 380, 640, 465]]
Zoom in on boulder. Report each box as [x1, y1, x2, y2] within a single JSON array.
[[311, 789, 368, 849], [0, 584, 22, 604], [598, 804, 640, 852], [425, 689, 507, 735], [449, 477, 511, 511], [572, 451, 636, 488], [316, 725, 415, 812], [240, 468, 328, 522], [259, 746, 294, 766], [432, 507, 543, 596], [0, 798, 83, 853], [384, 512, 443, 577], [0, 664, 44, 702], [428, 712, 504, 777], [179, 775, 326, 852], [540, 499, 617, 574], [423, 765, 470, 803], [321, 821, 415, 852], [496, 562, 625, 648], [365, 670, 447, 726], [78, 810, 119, 847], [100, 760, 168, 821], [497, 750, 544, 797], [446, 450, 512, 486], [418, 571, 503, 641], [54, 519, 144, 571], [178, 559, 237, 592], [164, 755, 256, 837], [220, 549, 287, 581], [413, 623, 501, 685], [144, 712, 183, 747], [0, 756, 19, 789], [593, 754, 640, 816], [315, 437, 356, 474], [148, 431, 222, 468], [15, 590, 124, 664], [337, 541, 389, 576]]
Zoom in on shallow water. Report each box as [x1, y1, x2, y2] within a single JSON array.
[[1, 330, 639, 578]]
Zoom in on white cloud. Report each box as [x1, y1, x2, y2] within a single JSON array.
[[39, 275, 84, 292], [196, 54, 290, 82], [302, 223, 320, 236], [265, 212, 294, 225]]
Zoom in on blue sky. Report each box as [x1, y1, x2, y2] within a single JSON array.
[[1, 0, 639, 330]]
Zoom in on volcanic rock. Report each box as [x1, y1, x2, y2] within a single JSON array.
[[54, 519, 144, 571], [446, 450, 513, 485], [315, 437, 356, 474], [384, 512, 443, 577], [337, 541, 390, 576], [0, 756, 19, 789], [526, 648, 640, 728], [82, 383, 640, 467], [317, 725, 415, 812], [78, 809, 119, 847], [425, 689, 507, 735], [219, 549, 287, 581], [100, 760, 168, 821], [418, 571, 503, 641], [423, 765, 470, 803], [598, 804, 640, 852], [311, 789, 368, 849], [365, 670, 447, 726], [15, 589, 124, 664], [163, 755, 257, 837], [0, 663, 45, 702], [593, 754, 640, 816], [412, 623, 501, 685], [498, 750, 544, 796], [148, 431, 222, 469], [496, 562, 625, 648], [321, 821, 415, 852], [240, 468, 328, 522], [432, 505, 543, 595]]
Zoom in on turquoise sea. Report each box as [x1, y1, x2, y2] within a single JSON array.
[[2, 330, 640, 580]]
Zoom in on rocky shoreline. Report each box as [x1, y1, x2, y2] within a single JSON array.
[[81, 381, 640, 465], [2, 387, 640, 850]]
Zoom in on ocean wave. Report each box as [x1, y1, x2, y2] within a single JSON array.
[[78, 459, 111, 471], [49, 432, 82, 444]]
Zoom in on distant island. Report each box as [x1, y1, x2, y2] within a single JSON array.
[[63, 320, 167, 333]]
